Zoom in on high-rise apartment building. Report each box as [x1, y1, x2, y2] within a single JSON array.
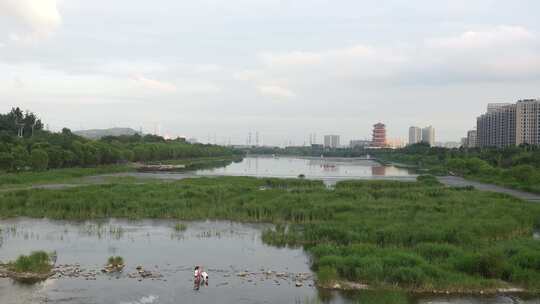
[[371, 123, 387, 148], [466, 130, 477, 148], [324, 135, 340, 148], [487, 103, 512, 113], [477, 99, 540, 147], [408, 126, 422, 145], [516, 99, 540, 145], [421, 126, 435, 147]]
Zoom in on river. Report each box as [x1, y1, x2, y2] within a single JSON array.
[[196, 156, 415, 181], [1, 219, 538, 304], [1, 157, 539, 303]]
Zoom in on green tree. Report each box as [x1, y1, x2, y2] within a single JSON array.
[[11, 146, 29, 171], [0, 152, 14, 171], [30, 149, 49, 171]]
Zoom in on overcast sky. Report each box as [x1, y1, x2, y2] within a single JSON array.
[[1, 0, 539, 145]]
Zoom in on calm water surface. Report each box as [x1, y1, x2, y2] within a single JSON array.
[[1, 219, 538, 304], [196, 156, 416, 182]]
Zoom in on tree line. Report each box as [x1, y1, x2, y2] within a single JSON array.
[[0, 108, 242, 172], [374, 143, 540, 193]]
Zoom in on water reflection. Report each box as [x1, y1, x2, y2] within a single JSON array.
[[197, 156, 414, 179]]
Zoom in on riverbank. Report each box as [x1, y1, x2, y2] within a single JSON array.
[[0, 156, 242, 190], [373, 147, 540, 195], [1, 176, 540, 293], [0, 164, 135, 189], [375, 155, 540, 199]]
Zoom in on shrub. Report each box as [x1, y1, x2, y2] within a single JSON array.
[[0, 152, 14, 171], [416, 175, 441, 186], [107, 256, 124, 267], [453, 251, 506, 279], [9, 251, 52, 274], [30, 149, 49, 171], [416, 242, 462, 262], [388, 267, 427, 286], [317, 266, 338, 284]]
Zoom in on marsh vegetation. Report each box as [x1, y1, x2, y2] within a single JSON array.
[[7, 251, 52, 274], [1, 176, 539, 292]]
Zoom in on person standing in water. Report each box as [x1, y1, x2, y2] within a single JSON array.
[[194, 266, 202, 290], [201, 270, 209, 285]]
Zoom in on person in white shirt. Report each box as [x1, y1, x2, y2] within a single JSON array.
[[201, 271, 209, 282]]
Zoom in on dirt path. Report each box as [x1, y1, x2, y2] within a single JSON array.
[[437, 176, 540, 202]]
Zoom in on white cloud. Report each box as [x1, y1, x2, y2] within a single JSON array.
[[233, 70, 262, 81], [131, 75, 177, 92], [243, 25, 540, 89], [427, 26, 536, 50], [422, 26, 540, 81], [261, 51, 323, 67], [257, 85, 295, 99], [0, 0, 62, 42]]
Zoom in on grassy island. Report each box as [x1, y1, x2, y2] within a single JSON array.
[[1, 175, 540, 292], [8, 251, 52, 274]]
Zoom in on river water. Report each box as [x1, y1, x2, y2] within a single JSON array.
[[1, 219, 538, 304], [196, 156, 416, 184], [1, 157, 539, 303]]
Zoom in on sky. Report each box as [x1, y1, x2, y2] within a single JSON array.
[[1, 0, 540, 146]]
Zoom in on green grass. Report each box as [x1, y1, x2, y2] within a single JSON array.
[[149, 155, 242, 169], [174, 222, 187, 231], [0, 164, 134, 189], [1, 176, 540, 291], [107, 256, 124, 267], [8, 251, 52, 274]]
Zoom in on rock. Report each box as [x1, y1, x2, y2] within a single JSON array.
[[332, 283, 341, 289], [136, 266, 143, 271], [140, 270, 153, 278], [236, 272, 249, 277], [295, 281, 303, 287]]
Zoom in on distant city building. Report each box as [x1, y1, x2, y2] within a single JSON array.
[[324, 135, 340, 148], [371, 123, 387, 148], [487, 103, 512, 113], [461, 137, 468, 147], [444, 141, 461, 149], [466, 130, 477, 148], [516, 99, 540, 146], [435, 141, 461, 149], [187, 138, 198, 144], [408, 126, 422, 145], [477, 103, 516, 148], [421, 126, 435, 146], [349, 140, 371, 148], [476, 99, 540, 148], [387, 138, 406, 149]]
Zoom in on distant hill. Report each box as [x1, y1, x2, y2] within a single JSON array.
[[74, 127, 140, 139]]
